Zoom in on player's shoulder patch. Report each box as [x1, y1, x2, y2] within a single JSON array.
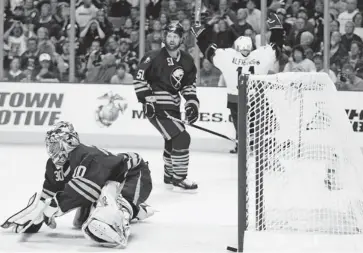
[[140, 49, 161, 64]]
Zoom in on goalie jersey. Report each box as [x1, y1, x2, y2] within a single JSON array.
[[196, 25, 277, 103], [134, 47, 199, 112], [40, 144, 142, 213]]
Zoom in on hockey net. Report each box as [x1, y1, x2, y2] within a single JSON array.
[[244, 72, 363, 235]]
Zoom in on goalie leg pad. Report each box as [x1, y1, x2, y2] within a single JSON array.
[[82, 205, 130, 248]]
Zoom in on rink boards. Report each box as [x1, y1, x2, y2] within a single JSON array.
[[0, 82, 235, 152], [0, 82, 362, 152]]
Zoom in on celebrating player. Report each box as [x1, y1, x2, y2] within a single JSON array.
[[192, 13, 285, 153], [134, 23, 199, 191], [1, 121, 154, 248]]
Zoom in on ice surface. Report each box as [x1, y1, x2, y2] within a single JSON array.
[[0, 145, 362, 253], [0, 145, 237, 252]]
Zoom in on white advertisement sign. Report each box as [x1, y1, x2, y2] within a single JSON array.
[[0, 83, 235, 144]]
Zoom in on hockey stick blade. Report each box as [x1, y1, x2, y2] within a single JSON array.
[[166, 115, 237, 144]]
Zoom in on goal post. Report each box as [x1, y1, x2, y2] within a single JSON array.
[[237, 72, 363, 252]]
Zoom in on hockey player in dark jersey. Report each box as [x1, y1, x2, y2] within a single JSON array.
[[134, 23, 199, 191], [1, 121, 154, 248]]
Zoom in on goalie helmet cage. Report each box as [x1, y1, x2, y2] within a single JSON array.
[[236, 72, 363, 252]]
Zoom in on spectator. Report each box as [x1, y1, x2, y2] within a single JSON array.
[[330, 31, 349, 73], [246, 0, 261, 34], [85, 53, 117, 83], [353, 12, 363, 38], [34, 53, 59, 82], [123, 17, 134, 37], [80, 19, 106, 50], [215, 16, 236, 48], [330, 0, 347, 15], [35, 0, 60, 39], [336, 63, 363, 91], [130, 7, 140, 28], [330, 19, 341, 33], [20, 37, 40, 73], [177, 10, 186, 23], [164, 0, 178, 22], [95, 9, 113, 38], [286, 17, 307, 48], [300, 31, 315, 51], [110, 63, 134, 84], [149, 37, 162, 52], [115, 38, 138, 77], [341, 21, 363, 50], [159, 12, 169, 30], [75, 0, 98, 29], [313, 53, 337, 83], [338, 0, 359, 34], [181, 18, 195, 50], [230, 8, 253, 38], [146, 0, 162, 20], [4, 21, 28, 58], [347, 41, 363, 70], [5, 56, 27, 82], [36, 27, 56, 56], [283, 45, 316, 72], [199, 58, 221, 87], [129, 30, 139, 56], [276, 8, 293, 36], [56, 40, 84, 82], [146, 19, 162, 51], [110, 0, 131, 18], [24, 0, 39, 21]]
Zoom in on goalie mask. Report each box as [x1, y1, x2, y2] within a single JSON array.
[[234, 36, 253, 56], [45, 121, 80, 167], [163, 23, 184, 51]]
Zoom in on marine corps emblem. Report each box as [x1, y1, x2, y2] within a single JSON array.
[[95, 91, 128, 127]]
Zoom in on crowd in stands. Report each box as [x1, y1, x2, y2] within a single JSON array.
[[2, 0, 363, 91]]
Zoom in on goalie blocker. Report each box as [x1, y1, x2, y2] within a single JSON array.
[[1, 121, 154, 248]]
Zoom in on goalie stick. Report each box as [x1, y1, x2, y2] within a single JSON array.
[[166, 115, 237, 144]]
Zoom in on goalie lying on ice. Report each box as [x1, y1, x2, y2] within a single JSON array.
[[1, 121, 154, 248]]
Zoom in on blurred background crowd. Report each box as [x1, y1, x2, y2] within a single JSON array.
[[2, 0, 363, 91]]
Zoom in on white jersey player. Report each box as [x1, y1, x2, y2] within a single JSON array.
[[192, 13, 284, 153]]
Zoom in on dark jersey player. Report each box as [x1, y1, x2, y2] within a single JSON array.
[[134, 23, 199, 191], [2, 121, 153, 248]]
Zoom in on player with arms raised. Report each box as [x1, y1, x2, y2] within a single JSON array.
[[2, 121, 154, 248], [192, 13, 284, 153], [134, 23, 199, 191]]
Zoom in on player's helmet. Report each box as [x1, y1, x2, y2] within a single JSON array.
[[163, 23, 184, 50], [234, 36, 253, 56], [45, 121, 80, 167]]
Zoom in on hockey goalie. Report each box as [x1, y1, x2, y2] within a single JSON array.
[[1, 121, 154, 248], [191, 13, 285, 152]]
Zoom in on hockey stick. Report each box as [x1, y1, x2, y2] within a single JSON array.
[[166, 115, 237, 144], [194, 0, 202, 26]]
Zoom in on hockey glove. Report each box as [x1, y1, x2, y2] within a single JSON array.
[[185, 102, 199, 124], [1, 192, 45, 233], [143, 96, 156, 119], [43, 195, 64, 229], [267, 13, 283, 30]]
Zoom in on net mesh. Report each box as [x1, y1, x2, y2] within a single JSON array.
[[245, 72, 363, 234]]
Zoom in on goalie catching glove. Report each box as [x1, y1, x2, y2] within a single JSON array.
[[1, 192, 64, 233]]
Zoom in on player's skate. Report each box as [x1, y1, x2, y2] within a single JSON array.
[[135, 203, 155, 221], [172, 178, 198, 193], [164, 174, 174, 189]]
